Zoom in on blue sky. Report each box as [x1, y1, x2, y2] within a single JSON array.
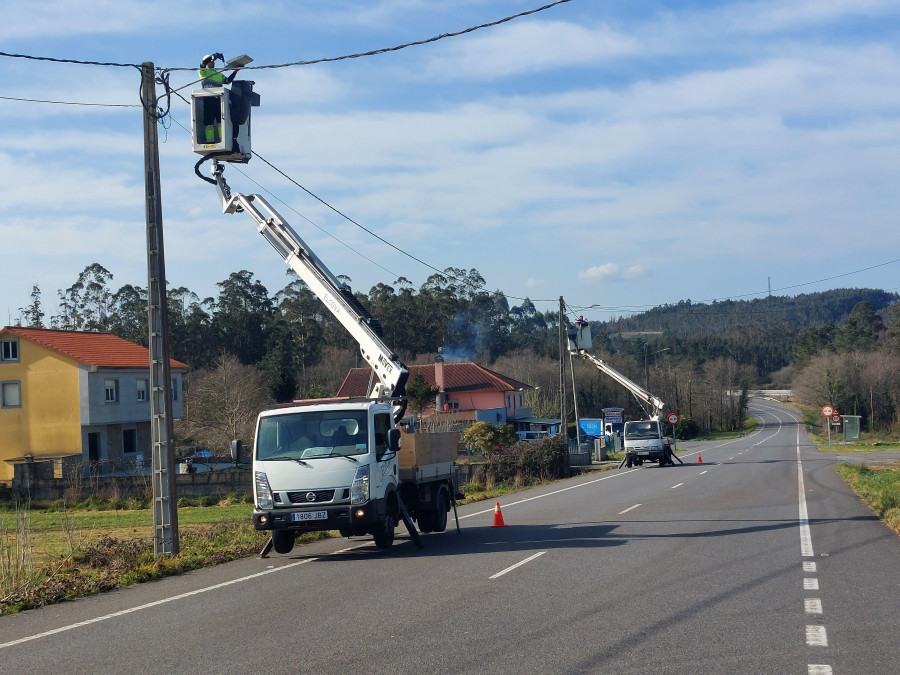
[[2, 0, 900, 327]]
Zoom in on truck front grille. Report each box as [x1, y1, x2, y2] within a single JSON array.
[[285, 489, 338, 505]]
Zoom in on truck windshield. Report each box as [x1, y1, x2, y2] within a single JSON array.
[[624, 421, 660, 440], [256, 410, 368, 460]]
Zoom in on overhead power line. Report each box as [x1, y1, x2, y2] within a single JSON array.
[[188, 0, 575, 72], [0, 94, 139, 107], [0, 51, 139, 68], [0, 0, 574, 74]]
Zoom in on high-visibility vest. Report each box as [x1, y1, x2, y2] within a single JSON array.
[[198, 68, 225, 86]]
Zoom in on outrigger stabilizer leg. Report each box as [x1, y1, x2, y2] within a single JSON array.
[[395, 494, 424, 550]]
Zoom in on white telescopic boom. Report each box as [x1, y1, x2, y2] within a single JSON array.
[[212, 164, 408, 420]]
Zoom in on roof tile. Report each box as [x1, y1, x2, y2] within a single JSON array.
[[1, 326, 189, 370]]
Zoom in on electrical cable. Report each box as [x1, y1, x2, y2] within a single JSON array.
[[0, 95, 139, 107], [166, 0, 573, 74], [0, 52, 140, 68]]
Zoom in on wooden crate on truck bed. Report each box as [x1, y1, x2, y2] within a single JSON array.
[[398, 431, 459, 468]]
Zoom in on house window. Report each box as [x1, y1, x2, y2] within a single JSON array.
[[448, 400, 459, 410], [136, 379, 148, 402], [1, 339, 19, 362], [171, 378, 179, 401], [123, 428, 137, 454], [2, 381, 22, 408], [104, 378, 119, 403]]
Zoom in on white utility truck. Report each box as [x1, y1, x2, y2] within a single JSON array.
[[191, 76, 461, 553], [567, 318, 679, 468]]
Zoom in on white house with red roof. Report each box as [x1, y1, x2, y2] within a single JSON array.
[[0, 326, 189, 482]]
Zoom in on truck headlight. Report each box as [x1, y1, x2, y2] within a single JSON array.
[[255, 471, 274, 509], [350, 465, 370, 505]]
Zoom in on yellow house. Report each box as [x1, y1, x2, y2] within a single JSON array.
[[0, 326, 189, 483]]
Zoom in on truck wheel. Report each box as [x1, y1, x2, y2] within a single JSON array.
[[417, 511, 435, 534], [659, 458, 666, 467], [272, 531, 295, 554], [433, 491, 449, 533], [373, 515, 395, 549], [625, 456, 633, 468]]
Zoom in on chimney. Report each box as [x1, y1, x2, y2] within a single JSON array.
[[434, 352, 445, 392], [434, 352, 447, 410]]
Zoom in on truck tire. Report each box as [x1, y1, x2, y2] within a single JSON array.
[[417, 511, 435, 534], [272, 530, 295, 554], [373, 515, 395, 549], [432, 491, 449, 533], [625, 456, 633, 468]]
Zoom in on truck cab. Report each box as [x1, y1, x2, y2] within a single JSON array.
[[623, 419, 673, 467], [252, 399, 402, 552]]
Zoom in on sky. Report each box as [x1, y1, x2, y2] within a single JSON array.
[[2, 0, 900, 328]]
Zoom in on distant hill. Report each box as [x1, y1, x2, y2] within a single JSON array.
[[603, 288, 898, 338], [599, 288, 898, 378]]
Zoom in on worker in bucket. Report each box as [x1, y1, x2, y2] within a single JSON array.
[[197, 53, 238, 144], [198, 53, 238, 88]]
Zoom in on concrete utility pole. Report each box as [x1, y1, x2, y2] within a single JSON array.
[[141, 62, 179, 556], [558, 297, 568, 442]]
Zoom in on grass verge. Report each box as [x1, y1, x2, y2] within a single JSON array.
[[834, 464, 900, 535]]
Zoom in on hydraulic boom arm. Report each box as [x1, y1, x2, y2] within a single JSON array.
[[567, 316, 664, 420], [575, 351, 664, 421], [211, 163, 409, 421]]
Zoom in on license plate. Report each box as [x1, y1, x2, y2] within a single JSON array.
[[291, 511, 328, 522]]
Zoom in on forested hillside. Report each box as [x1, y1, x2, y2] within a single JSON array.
[[10, 264, 900, 445]]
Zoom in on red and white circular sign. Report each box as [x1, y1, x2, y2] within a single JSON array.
[[666, 413, 680, 425], [821, 405, 834, 417], [831, 413, 841, 424]]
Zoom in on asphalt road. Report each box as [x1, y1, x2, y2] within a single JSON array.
[[1, 400, 897, 674]]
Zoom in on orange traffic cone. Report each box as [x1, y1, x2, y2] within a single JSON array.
[[698, 455, 703, 463], [492, 501, 507, 527]]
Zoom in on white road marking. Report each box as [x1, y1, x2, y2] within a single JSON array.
[[0, 555, 321, 650], [671, 483, 684, 489], [699, 470, 708, 475], [803, 561, 817, 573], [797, 427, 815, 557], [806, 625, 828, 647], [808, 666, 832, 674], [805, 598, 823, 614], [459, 467, 644, 519], [618, 504, 641, 514], [804, 578, 819, 590], [489, 551, 546, 579]]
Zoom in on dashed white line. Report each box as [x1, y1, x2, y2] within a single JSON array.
[[699, 470, 708, 475], [671, 483, 684, 489], [489, 551, 545, 579], [806, 625, 828, 647], [618, 504, 641, 514], [804, 578, 820, 590], [803, 561, 817, 573], [805, 598, 823, 614], [808, 666, 832, 674]]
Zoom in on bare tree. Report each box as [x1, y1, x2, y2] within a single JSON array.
[[179, 353, 271, 455]]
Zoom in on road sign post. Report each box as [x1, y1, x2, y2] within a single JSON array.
[[821, 405, 837, 446], [666, 413, 680, 451]]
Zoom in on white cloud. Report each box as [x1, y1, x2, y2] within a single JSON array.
[[423, 20, 640, 80]]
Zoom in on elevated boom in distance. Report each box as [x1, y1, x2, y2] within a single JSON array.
[[567, 317, 664, 420]]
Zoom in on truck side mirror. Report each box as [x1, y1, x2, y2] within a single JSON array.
[[231, 439, 242, 462], [388, 428, 402, 454]]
